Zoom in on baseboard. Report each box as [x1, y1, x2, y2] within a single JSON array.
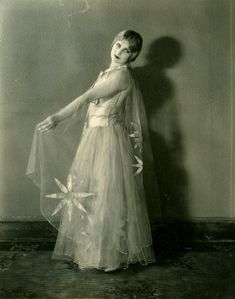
[[0, 221, 57, 250], [0, 219, 234, 251], [151, 218, 235, 252]]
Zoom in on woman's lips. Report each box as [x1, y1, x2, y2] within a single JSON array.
[[114, 55, 119, 59]]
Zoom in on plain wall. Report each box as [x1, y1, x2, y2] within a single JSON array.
[[0, 0, 234, 221]]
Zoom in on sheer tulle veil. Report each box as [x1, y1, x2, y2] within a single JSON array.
[[26, 66, 160, 235]]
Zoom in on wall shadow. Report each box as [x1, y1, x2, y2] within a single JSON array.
[[133, 37, 190, 258]]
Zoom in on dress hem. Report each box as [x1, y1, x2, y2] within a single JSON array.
[[51, 251, 157, 272]]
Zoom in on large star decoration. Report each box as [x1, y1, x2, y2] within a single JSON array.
[[132, 155, 143, 176], [45, 174, 93, 223]]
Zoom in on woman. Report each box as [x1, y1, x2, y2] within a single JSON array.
[[26, 30, 158, 272]]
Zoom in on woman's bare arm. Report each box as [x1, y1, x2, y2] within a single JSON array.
[[37, 69, 129, 133]]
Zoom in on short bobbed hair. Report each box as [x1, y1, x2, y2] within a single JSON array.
[[111, 30, 143, 62]]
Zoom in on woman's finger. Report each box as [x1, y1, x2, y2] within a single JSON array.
[[38, 124, 50, 132], [39, 127, 51, 133]]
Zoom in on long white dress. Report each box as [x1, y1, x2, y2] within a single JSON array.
[[26, 65, 157, 271]]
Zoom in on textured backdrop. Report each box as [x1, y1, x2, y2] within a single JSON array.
[[0, 0, 234, 222]]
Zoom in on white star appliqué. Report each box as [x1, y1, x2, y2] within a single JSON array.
[[45, 174, 93, 222], [132, 155, 143, 176], [129, 121, 142, 151]]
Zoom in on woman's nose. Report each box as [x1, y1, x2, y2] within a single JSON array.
[[116, 47, 124, 56]]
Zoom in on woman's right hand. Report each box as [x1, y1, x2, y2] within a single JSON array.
[[37, 115, 58, 133]]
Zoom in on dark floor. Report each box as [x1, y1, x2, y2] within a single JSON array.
[[0, 243, 235, 299]]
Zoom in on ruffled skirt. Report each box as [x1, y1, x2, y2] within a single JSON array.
[[51, 123, 156, 271]]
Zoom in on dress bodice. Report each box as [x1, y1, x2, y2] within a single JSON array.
[[86, 65, 129, 128]]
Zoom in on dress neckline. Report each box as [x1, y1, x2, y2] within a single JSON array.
[[103, 64, 128, 74]]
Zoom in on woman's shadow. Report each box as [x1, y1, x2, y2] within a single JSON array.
[[133, 37, 190, 261]]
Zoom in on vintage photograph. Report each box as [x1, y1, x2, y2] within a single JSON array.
[[0, 0, 234, 298]]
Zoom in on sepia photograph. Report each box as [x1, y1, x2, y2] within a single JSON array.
[[0, 0, 234, 298]]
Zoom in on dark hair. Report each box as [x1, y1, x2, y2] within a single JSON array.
[[112, 30, 143, 61]]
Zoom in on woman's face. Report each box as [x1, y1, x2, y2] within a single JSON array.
[[111, 39, 133, 65]]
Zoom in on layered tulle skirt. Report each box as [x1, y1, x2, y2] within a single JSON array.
[[51, 123, 156, 271]]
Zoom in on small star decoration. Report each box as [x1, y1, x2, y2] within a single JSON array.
[[132, 155, 143, 176], [129, 121, 142, 151]]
